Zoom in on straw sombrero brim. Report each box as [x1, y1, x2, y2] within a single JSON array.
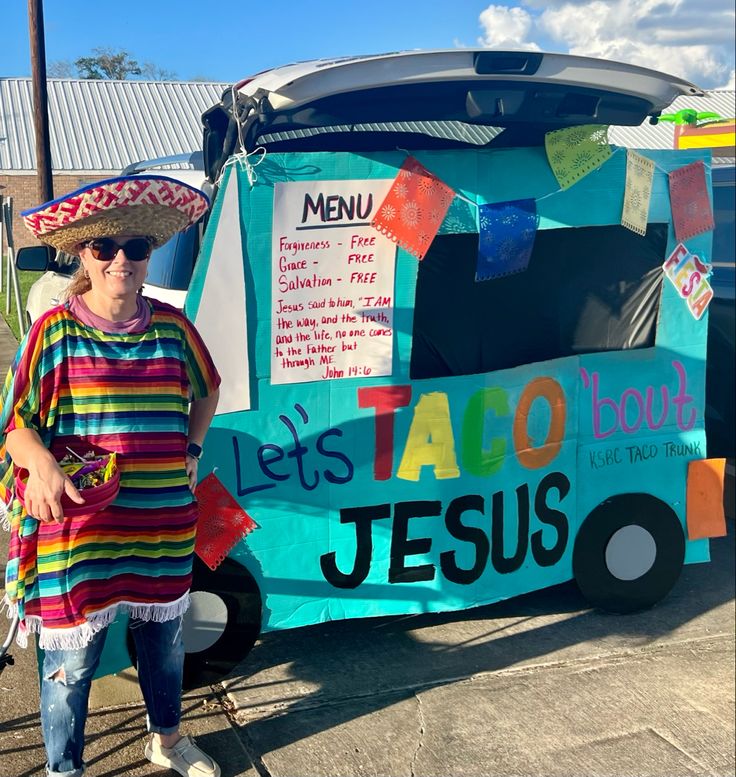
[[21, 175, 210, 253], [37, 205, 190, 252]]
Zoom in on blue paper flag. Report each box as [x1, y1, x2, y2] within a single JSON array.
[[476, 199, 538, 282]]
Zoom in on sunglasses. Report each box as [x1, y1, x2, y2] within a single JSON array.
[[83, 237, 153, 262]]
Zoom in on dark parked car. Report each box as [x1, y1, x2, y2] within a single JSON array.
[[705, 162, 735, 458]]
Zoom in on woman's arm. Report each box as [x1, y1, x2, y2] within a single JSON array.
[[185, 388, 220, 493], [5, 428, 84, 523]]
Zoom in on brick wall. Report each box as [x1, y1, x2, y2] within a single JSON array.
[[0, 174, 109, 251]]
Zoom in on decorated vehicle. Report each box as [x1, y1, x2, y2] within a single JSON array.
[[102, 51, 728, 687]]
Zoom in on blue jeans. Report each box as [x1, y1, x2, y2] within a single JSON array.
[[40, 616, 185, 777]]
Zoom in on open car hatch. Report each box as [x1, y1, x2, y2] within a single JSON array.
[[203, 49, 705, 179]]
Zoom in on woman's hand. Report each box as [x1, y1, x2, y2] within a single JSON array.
[[24, 453, 85, 524], [185, 454, 198, 495]]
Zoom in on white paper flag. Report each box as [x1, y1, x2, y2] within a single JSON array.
[[622, 150, 655, 236]]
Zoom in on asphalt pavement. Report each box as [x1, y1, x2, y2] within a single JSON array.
[[0, 314, 733, 777]]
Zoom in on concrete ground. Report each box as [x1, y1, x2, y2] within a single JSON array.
[[1, 521, 733, 777], [0, 315, 734, 777]]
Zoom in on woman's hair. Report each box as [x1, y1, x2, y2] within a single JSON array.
[[61, 265, 91, 300]]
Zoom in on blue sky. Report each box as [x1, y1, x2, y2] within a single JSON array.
[[4, 0, 735, 89]]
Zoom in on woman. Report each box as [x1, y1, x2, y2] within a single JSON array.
[[1, 175, 221, 777]]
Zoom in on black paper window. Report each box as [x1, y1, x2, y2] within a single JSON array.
[[410, 224, 668, 380]]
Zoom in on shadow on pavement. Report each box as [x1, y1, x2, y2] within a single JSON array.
[[224, 519, 734, 765]]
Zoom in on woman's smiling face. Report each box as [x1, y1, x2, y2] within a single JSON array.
[[78, 235, 151, 301]]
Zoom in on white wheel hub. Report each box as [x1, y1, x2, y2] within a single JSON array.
[[182, 591, 229, 653], [605, 524, 657, 581]]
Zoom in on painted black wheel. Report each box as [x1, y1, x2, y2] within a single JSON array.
[[128, 555, 262, 690], [573, 493, 685, 613]]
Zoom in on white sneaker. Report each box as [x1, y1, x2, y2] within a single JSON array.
[[144, 735, 221, 777]]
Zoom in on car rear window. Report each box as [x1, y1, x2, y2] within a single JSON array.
[[145, 224, 199, 290], [712, 178, 735, 265]]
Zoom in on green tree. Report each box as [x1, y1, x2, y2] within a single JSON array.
[[74, 48, 142, 80]]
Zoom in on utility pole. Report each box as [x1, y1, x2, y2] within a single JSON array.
[[28, 0, 53, 203]]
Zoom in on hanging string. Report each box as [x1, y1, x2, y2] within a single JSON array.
[[219, 129, 694, 202], [394, 140, 610, 210], [213, 86, 269, 189], [227, 146, 267, 188], [394, 146, 477, 207], [394, 140, 689, 213], [214, 147, 268, 189]]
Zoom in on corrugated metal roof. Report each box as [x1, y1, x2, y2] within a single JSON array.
[[0, 78, 228, 172], [610, 90, 735, 149]]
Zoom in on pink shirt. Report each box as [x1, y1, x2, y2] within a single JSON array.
[[68, 294, 151, 333]]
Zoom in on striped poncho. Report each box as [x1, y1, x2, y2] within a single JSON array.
[[1, 298, 220, 650]]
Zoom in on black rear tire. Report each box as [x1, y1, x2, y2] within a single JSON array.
[[128, 555, 262, 690], [573, 493, 685, 613]]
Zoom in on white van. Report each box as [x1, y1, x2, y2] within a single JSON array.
[[15, 151, 211, 323]]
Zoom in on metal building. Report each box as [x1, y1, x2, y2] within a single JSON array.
[[0, 77, 228, 248]]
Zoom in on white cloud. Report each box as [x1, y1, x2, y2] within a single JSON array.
[[720, 70, 736, 90], [476, 0, 735, 89], [478, 5, 541, 50]]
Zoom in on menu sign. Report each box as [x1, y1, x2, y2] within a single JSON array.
[[271, 180, 396, 385]]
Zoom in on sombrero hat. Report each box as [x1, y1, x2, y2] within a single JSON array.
[[21, 175, 210, 253]]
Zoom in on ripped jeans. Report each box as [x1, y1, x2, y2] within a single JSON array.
[[40, 616, 184, 777]]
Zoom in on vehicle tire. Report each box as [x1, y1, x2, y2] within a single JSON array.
[[573, 493, 685, 613], [128, 555, 262, 690]]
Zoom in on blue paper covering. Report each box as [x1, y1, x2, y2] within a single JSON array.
[[476, 198, 538, 281]]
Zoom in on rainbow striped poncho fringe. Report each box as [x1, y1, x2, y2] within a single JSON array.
[[0, 299, 220, 650]]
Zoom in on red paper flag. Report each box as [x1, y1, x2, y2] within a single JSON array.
[[194, 472, 257, 570], [668, 161, 715, 242], [372, 156, 455, 260]]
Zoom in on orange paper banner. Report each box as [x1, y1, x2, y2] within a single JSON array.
[[686, 458, 727, 540], [372, 156, 455, 260]]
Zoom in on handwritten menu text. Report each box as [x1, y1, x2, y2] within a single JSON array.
[[271, 180, 396, 385]]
